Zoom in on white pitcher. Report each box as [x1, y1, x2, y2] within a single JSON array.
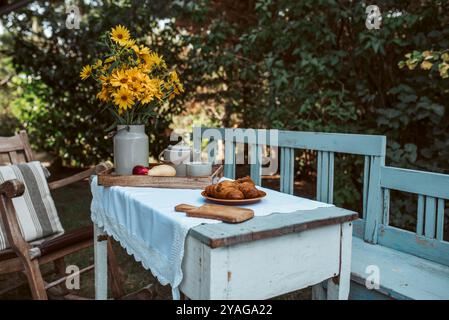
[[113, 125, 149, 175]]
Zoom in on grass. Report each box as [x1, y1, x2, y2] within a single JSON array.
[[0, 169, 311, 300]]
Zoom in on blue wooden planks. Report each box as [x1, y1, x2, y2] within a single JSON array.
[[363, 155, 385, 244], [249, 142, 262, 186], [424, 196, 437, 239], [223, 140, 235, 179], [349, 281, 393, 300], [436, 199, 445, 241], [378, 225, 449, 267], [352, 219, 366, 238], [316, 151, 334, 204], [277, 130, 386, 156], [382, 188, 390, 226], [352, 237, 449, 299], [362, 156, 370, 219], [380, 166, 449, 199], [417, 194, 425, 236], [196, 127, 386, 156], [280, 147, 294, 194]]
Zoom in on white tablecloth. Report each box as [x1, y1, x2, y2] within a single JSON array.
[[90, 176, 332, 298]]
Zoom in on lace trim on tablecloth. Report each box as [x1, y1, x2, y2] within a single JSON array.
[[91, 198, 185, 299]]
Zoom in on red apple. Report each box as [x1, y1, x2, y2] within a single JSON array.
[[132, 165, 149, 175]]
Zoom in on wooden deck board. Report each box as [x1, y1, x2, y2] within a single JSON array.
[[190, 206, 357, 248]]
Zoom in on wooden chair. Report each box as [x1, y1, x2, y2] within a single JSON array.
[[0, 130, 124, 299]]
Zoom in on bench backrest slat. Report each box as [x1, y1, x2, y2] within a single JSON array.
[[380, 166, 449, 199], [280, 147, 294, 195], [379, 166, 449, 266], [0, 131, 35, 165], [436, 198, 445, 241], [316, 151, 334, 203]]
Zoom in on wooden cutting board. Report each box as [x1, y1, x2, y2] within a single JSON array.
[[175, 204, 254, 223]]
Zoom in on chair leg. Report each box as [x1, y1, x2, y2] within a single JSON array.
[[107, 238, 125, 299], [22, 258, 47, 300], [54, 257, 66, 275], [53, 257, 70, 296]]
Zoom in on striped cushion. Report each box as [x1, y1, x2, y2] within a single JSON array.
[[0, 161, 64, 251]]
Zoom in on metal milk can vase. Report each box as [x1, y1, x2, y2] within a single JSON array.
[[113, 125, 149, 175]]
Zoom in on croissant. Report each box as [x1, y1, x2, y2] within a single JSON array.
[[218, 187, 245, 200], [236, 176, 255, 186], [204, 176, 264, 200], [205, 181, 244, 199], [216, 180, 239, 191], [238, 181, 260, 198]]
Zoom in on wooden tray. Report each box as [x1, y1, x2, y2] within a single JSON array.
[[98, 165, 223, 189], [200, 190, 266, 205]]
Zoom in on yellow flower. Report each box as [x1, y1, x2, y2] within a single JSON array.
[[110, 69, 129, 88], [119, 39, 136, 48], [168, 70, 184, 95], [126, 68, 144, 91], [141, 78, 163, 104], [422, 50, 433, 60], [80, 65, 92, 80], [96, 86, 110, 102], [93, 59, 103, 69], [170, 70, 180, 83], [439, 63, 449, 79], [420, 60, 433, 70], [99, 75, 111, 86], [127, 68, 142, 81], [105, 56, 116, 64], [142, 52, 166, 71], [113, 87, 135, 110], [442, 53, 449, 62], [133, 45, 151, 58], [174, 82, 184, 95], [406, 59, 418, 70], [110, 25, 131, 45]]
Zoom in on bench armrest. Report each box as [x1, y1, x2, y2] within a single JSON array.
[[0, 179, 31, 257], [48, 161, 113, 190], [0, 179, 25, 198]]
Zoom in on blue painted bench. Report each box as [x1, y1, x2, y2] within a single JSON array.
[[193, 127, 449, 300], [351, 166, 449, 299]]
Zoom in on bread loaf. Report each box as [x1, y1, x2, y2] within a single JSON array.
[[147, 164, 176, 176]]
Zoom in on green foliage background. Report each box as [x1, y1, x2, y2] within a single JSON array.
[[1, 0, 448, 221], [1, 1, 186, 165]]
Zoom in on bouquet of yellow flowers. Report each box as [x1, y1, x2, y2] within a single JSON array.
[[80, 25, 183, 126]]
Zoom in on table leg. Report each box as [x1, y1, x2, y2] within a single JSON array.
[[311, 222, 353, 300], [326, 221, 352, 300], [94, 224, 108, 300], [311, 282, 327, 300]]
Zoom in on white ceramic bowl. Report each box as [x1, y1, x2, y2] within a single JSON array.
[[186, 162, 212, 177]]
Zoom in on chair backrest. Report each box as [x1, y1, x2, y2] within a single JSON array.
[[378, 166, 449, 266], [193, 127, 386, 243], [0, 130, 35, 165]]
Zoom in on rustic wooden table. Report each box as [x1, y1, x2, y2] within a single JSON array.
[[94, 205, 357, 300]]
